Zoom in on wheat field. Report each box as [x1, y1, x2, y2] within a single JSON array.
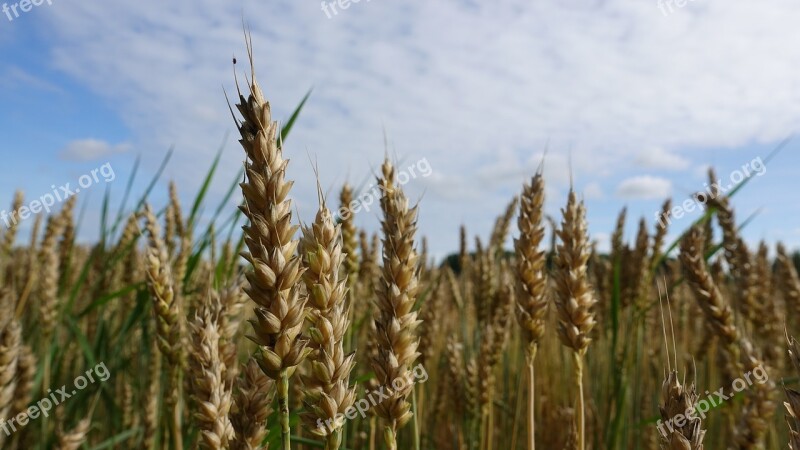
[[1, 50, 799, 450]]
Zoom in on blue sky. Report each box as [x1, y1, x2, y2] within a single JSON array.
[[1, 0, 800, 259]]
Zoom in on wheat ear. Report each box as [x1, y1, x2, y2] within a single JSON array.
[[372, 158, 422, 450], [785, 335, 800, 449], [231, 40, 309, 450], [189, 291, 235, 449], [0, 301, 21, 447], [339, 184, 360, 285], [38, 210, 65, 396], [143, 204, 185, 450], [54, 412, 91, 450], [658, 369, 705, 449], [299, 202, 356, 450], [514, 173, 548, 450], [1, 191, 23, 258], [553, 189, 596, 450], [680, 226, 774, 448], [231, 358, 275, 450]]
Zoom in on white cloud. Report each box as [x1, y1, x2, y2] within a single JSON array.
[[616, 176, 672, 200], [592, 232, 610, 253], [584, 182, 604, 200], [59, 139, 131, 161], [0, 67, 61, 92], [635, 147, 690, 170]]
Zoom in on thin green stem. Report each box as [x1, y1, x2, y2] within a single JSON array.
[[325, 428, 341, 450], [573, 351, 585, 450], [384, 423, 397, 450], [170, 368, 183, 450], [528, 352, 536, 450], [279, 369, 291, 450], [412, 386, 421, 450]]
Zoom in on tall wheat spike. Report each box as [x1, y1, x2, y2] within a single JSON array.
[[189, 291, 234, 449], [514, 172, 548, 450], [553, 189, 596, 450], [231, 38, 310, 450], [372, 158, 421, 450], [299, 200, 356, 450], [143, 204, 185, 450], [0, 299, 20, 448], [231, 358, 275, 450], [340, 184, 360, 286], [680, 226, 774, 448]]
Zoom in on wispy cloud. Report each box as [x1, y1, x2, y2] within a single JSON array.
[[59, 139, 131, 161], [0, 66, 62, 92]]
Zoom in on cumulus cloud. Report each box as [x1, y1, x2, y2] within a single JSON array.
[[59, 139, 131, 161], [616, 176, 671, 200], [635, 147, 690, 170]]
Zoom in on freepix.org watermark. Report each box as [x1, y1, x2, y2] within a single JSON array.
[[655, 364, 769, 437], [337, 157, 432, 221], [320, 0, 372, 19], [0, 362, 111, 436], [655, 156, 766, 229], [315, 364, 429, 433], [657, 0, 699, 16], [0, 163, 116, 229], [3, 0, 54, 22]]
